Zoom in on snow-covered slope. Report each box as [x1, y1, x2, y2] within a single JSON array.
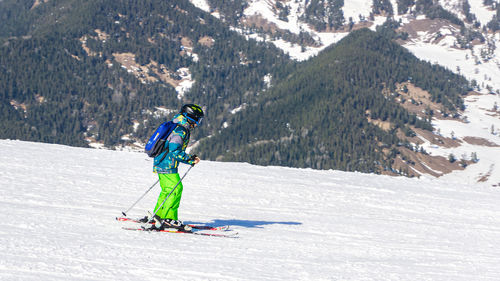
[[2, 140, 500, 280]]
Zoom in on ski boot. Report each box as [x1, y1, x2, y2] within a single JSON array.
[[161, 219, 193, 232]]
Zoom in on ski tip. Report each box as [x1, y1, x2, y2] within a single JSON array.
[[122, 212, 127, 216]]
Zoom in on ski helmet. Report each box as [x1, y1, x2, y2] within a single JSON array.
[[180, 104, 204, 126]]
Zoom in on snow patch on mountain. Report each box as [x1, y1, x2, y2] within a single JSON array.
[[468, 1, 497, 25], [190, 0, 210, 13], [241, 0, 352, 60], [175, 67, 195, 100], [399, 13, 500, 185], [438, 0, 463, 17], [343, 0, 374, 23], [404, 32, 500, 93], [238, 0, 397, 60]]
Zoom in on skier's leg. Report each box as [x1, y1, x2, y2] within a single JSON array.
[[154, 173, 183, 220]]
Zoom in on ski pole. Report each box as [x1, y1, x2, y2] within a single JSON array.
[[121, 179, 160, 216], [147, 165, 193, 224]]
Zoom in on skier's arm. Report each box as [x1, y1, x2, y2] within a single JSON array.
[[168, 143, 195, 165]]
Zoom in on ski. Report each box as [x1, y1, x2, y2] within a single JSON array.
[[122, 227, 238, 238], [116, 216, 230, 231]]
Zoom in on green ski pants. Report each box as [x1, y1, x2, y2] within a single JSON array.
[[153, 173, 183, 220]]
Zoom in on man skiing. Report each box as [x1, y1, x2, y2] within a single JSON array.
[[151, 104, 204, 232]]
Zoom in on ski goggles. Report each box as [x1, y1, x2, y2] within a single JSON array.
[[185, 115, 203, 126]]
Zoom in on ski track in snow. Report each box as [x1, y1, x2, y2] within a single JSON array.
[[1, 140, 500, 280]]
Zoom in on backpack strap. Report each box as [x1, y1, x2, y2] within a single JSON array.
[[157, 143, 170, 164]]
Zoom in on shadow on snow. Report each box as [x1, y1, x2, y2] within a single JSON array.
[[186, 219, 302, 229]]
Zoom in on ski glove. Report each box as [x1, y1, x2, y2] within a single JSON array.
[[189, 154, 198, 166]]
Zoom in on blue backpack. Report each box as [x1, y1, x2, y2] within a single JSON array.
[[144, 121, 179, 158]]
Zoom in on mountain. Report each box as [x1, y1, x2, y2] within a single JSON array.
[[1, 0, 499, 183], [198, 28, 469, 174], [0, 0, 292, 146], [191, 0, 500, 183], [2, 139, 500, 280]]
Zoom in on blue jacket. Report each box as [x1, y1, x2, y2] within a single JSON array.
[[153, 114, 196, 174]]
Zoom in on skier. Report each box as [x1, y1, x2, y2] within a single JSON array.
[[151, 104, 204, 231]]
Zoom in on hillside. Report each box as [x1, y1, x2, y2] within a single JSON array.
[[1, 0, 499, 182], [0, 0, 292, 147], [1, 140, 500, 280], [198, 29, 469, 174], [191, 0, 500, 182]]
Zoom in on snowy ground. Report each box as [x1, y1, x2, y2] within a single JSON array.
[[1, 140, 500, 280]]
